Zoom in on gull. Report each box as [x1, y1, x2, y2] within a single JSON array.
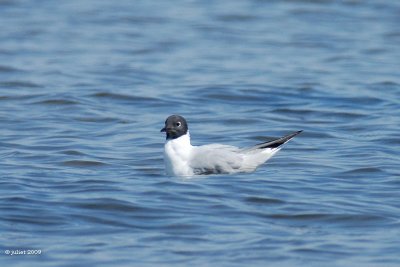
[[161, 115, 301, 176]]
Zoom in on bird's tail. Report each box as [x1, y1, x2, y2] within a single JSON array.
[[239, 130, 302, 172], [253, 130, 302, 150]]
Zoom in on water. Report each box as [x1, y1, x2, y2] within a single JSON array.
[[1, 0, 399, 266]]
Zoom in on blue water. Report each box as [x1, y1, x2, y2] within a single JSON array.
[[1, 0, 400, 266]]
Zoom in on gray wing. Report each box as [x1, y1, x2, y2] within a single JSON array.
[[190, 144, 243, 175]]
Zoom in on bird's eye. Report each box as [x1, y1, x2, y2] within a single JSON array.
[[176, 122, 181, 127]]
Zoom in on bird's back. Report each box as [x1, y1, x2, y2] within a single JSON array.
[[189, 131, 302, 175], [188, 143, 278, 174], [190, 144, 243, 174]]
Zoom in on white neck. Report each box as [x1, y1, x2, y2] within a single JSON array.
[[166, 131, 190, 144], [163, 132, 193, 176]]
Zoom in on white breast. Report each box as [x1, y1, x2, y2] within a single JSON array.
[[163, 133, 194, 176]]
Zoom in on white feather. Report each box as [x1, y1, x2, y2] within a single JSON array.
[[164, 132, 193, 176]]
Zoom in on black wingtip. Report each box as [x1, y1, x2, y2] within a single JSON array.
[[255, 130, 302, 149]]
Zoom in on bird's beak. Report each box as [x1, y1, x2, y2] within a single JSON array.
[[161, 127, 166, 132]]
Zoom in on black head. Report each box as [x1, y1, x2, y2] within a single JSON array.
[[160, 115, 188, 140]]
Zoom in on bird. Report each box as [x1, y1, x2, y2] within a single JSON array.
[[161, 115, 301, 176]]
